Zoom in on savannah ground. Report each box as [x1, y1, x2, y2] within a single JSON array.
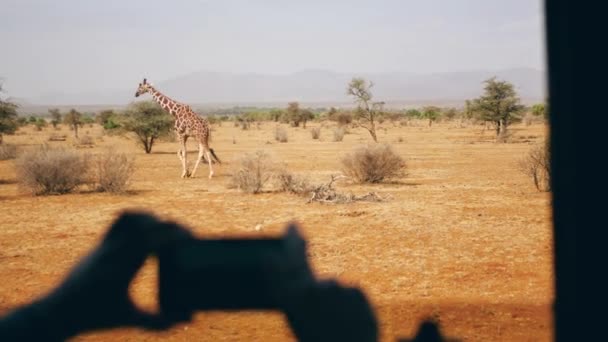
[[0, 120, 552, 341]]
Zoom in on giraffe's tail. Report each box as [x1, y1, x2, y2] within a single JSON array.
[[209, 148, 221, 164]]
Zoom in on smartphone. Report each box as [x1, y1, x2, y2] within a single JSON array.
[[158, 225, 315, 317]]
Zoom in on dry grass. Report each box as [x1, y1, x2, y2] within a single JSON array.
[[229, 150, 276, 194], [310, 126, 321, 140], [76, 135, 95, 147], [275, 127, 288, 143], [0, 122, 553, 342], [95, 149, 135, 193], [333, 127, 345, 142], [518, 141, 551, 192], [0, 144, 18, 160], [15, 145, 90, 195], [276, 169, 311, 195], [341, 144, 406, 183]]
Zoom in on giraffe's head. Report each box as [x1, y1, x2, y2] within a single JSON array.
[[134, 78, 153, 97]]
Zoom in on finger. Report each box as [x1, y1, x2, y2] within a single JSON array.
[[141, 220, 195, 253]]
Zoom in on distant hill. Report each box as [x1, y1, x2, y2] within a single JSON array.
[[20, 68, 546, 110]]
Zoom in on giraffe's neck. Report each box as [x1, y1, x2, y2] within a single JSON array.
[[148, 86, 179, 117]]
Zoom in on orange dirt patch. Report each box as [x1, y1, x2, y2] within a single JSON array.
[[0, 121, 553, 341]]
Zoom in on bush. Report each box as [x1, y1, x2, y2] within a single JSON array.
[[276, 170, 311, 195], [76, 135, 95, 147], [341, 144, 405, 183], [275, 127, 288, 143], [333, 127, 345, 142], [518, 141, 551, 191], [310, 127, 321, 140], [0, 143, 18, 160], [95, 149, 135, 193], [229, 150, 276, 194], [15, 146, 90, 195]]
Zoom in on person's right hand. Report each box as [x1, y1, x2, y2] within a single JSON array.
[[283, 280, 378, 342]]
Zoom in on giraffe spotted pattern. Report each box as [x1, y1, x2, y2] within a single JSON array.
[[135, 78, 220, 179]]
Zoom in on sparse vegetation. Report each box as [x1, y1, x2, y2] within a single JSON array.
[[333, 127, 345, 142], [422, 106, 441, 127], [63, 109, 84, 138], [274, 126, 288, 142], [76, 135, 95, 147], [341, 144, 405, 183], [519, 140, 551, 192], [229, 150, 276, 194], [15, 146, 90, 195], [49, 109, 62, 128], [310, 126, 321, 139], [469, 77, 525, 141], [0, 85, 18, 144], [347, 78, 383, 142], [120, 101, 174, 153], [95, 149, 135, 193], [0, 143, 17, 160], [276, 170, 311, 195]]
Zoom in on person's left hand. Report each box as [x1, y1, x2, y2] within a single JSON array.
[[25, 211, 194, 339]]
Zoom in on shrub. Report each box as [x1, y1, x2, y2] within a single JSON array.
[[334, 112, 353, 126], [229, 150, 276, 194], [341, 144, 405, 183], [310, 127, 321, 140], [95, 149, 135, 193], [275, 127, 288, 143], [0, 143, 18, 160], [48, 133, 67, 142], [15, 146, 90, 195], [76, 135, 95, 147], [276, 170, 311, 195], [518, 141, 551, 191], [333, 127, 345, 142]]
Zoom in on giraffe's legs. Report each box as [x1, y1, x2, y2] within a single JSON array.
[[190, 143, 214, 179], [179, 137, 190, 178], [190, 142, 205, 178], [205, 147, 214, 179]]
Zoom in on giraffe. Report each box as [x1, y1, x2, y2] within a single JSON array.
[[134, 78, 221, 179]]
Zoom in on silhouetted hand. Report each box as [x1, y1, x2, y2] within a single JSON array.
[[283, 280, 378, 342], [0, 211, 194, 341]]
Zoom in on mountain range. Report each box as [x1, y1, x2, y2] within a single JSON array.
[[18, 68, 545, 110]]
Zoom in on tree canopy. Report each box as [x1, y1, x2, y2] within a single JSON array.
[[120, 101, 174, 153]]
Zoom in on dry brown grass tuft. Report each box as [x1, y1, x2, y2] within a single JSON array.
[[274, 127, 288, 143], [333, 127, 345, 142], [310, 127, 321, 140], [229, 150, 276, 194], [341, 144, 405, 183], [75, 135, 95, 147], [518, 140, 551, 191], [276, 169, 311, 195], [0, 144, 18, 160], [15, 146, 90, 195], [95, 149, 135, 193]]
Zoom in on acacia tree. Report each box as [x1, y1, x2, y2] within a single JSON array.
[[422, 106, 441, 127], [49, 109, 62, 128], [470, 77, 524, 141], [286, 102, 301, 127], [299, 109, 314, 128], [63, 109, 84, 138], [120, 101, 173, 153], [347, 78, 383, 142], [0, 82, 19, 144]]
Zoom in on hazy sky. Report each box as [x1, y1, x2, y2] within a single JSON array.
[[1, 0, 545, 98]]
